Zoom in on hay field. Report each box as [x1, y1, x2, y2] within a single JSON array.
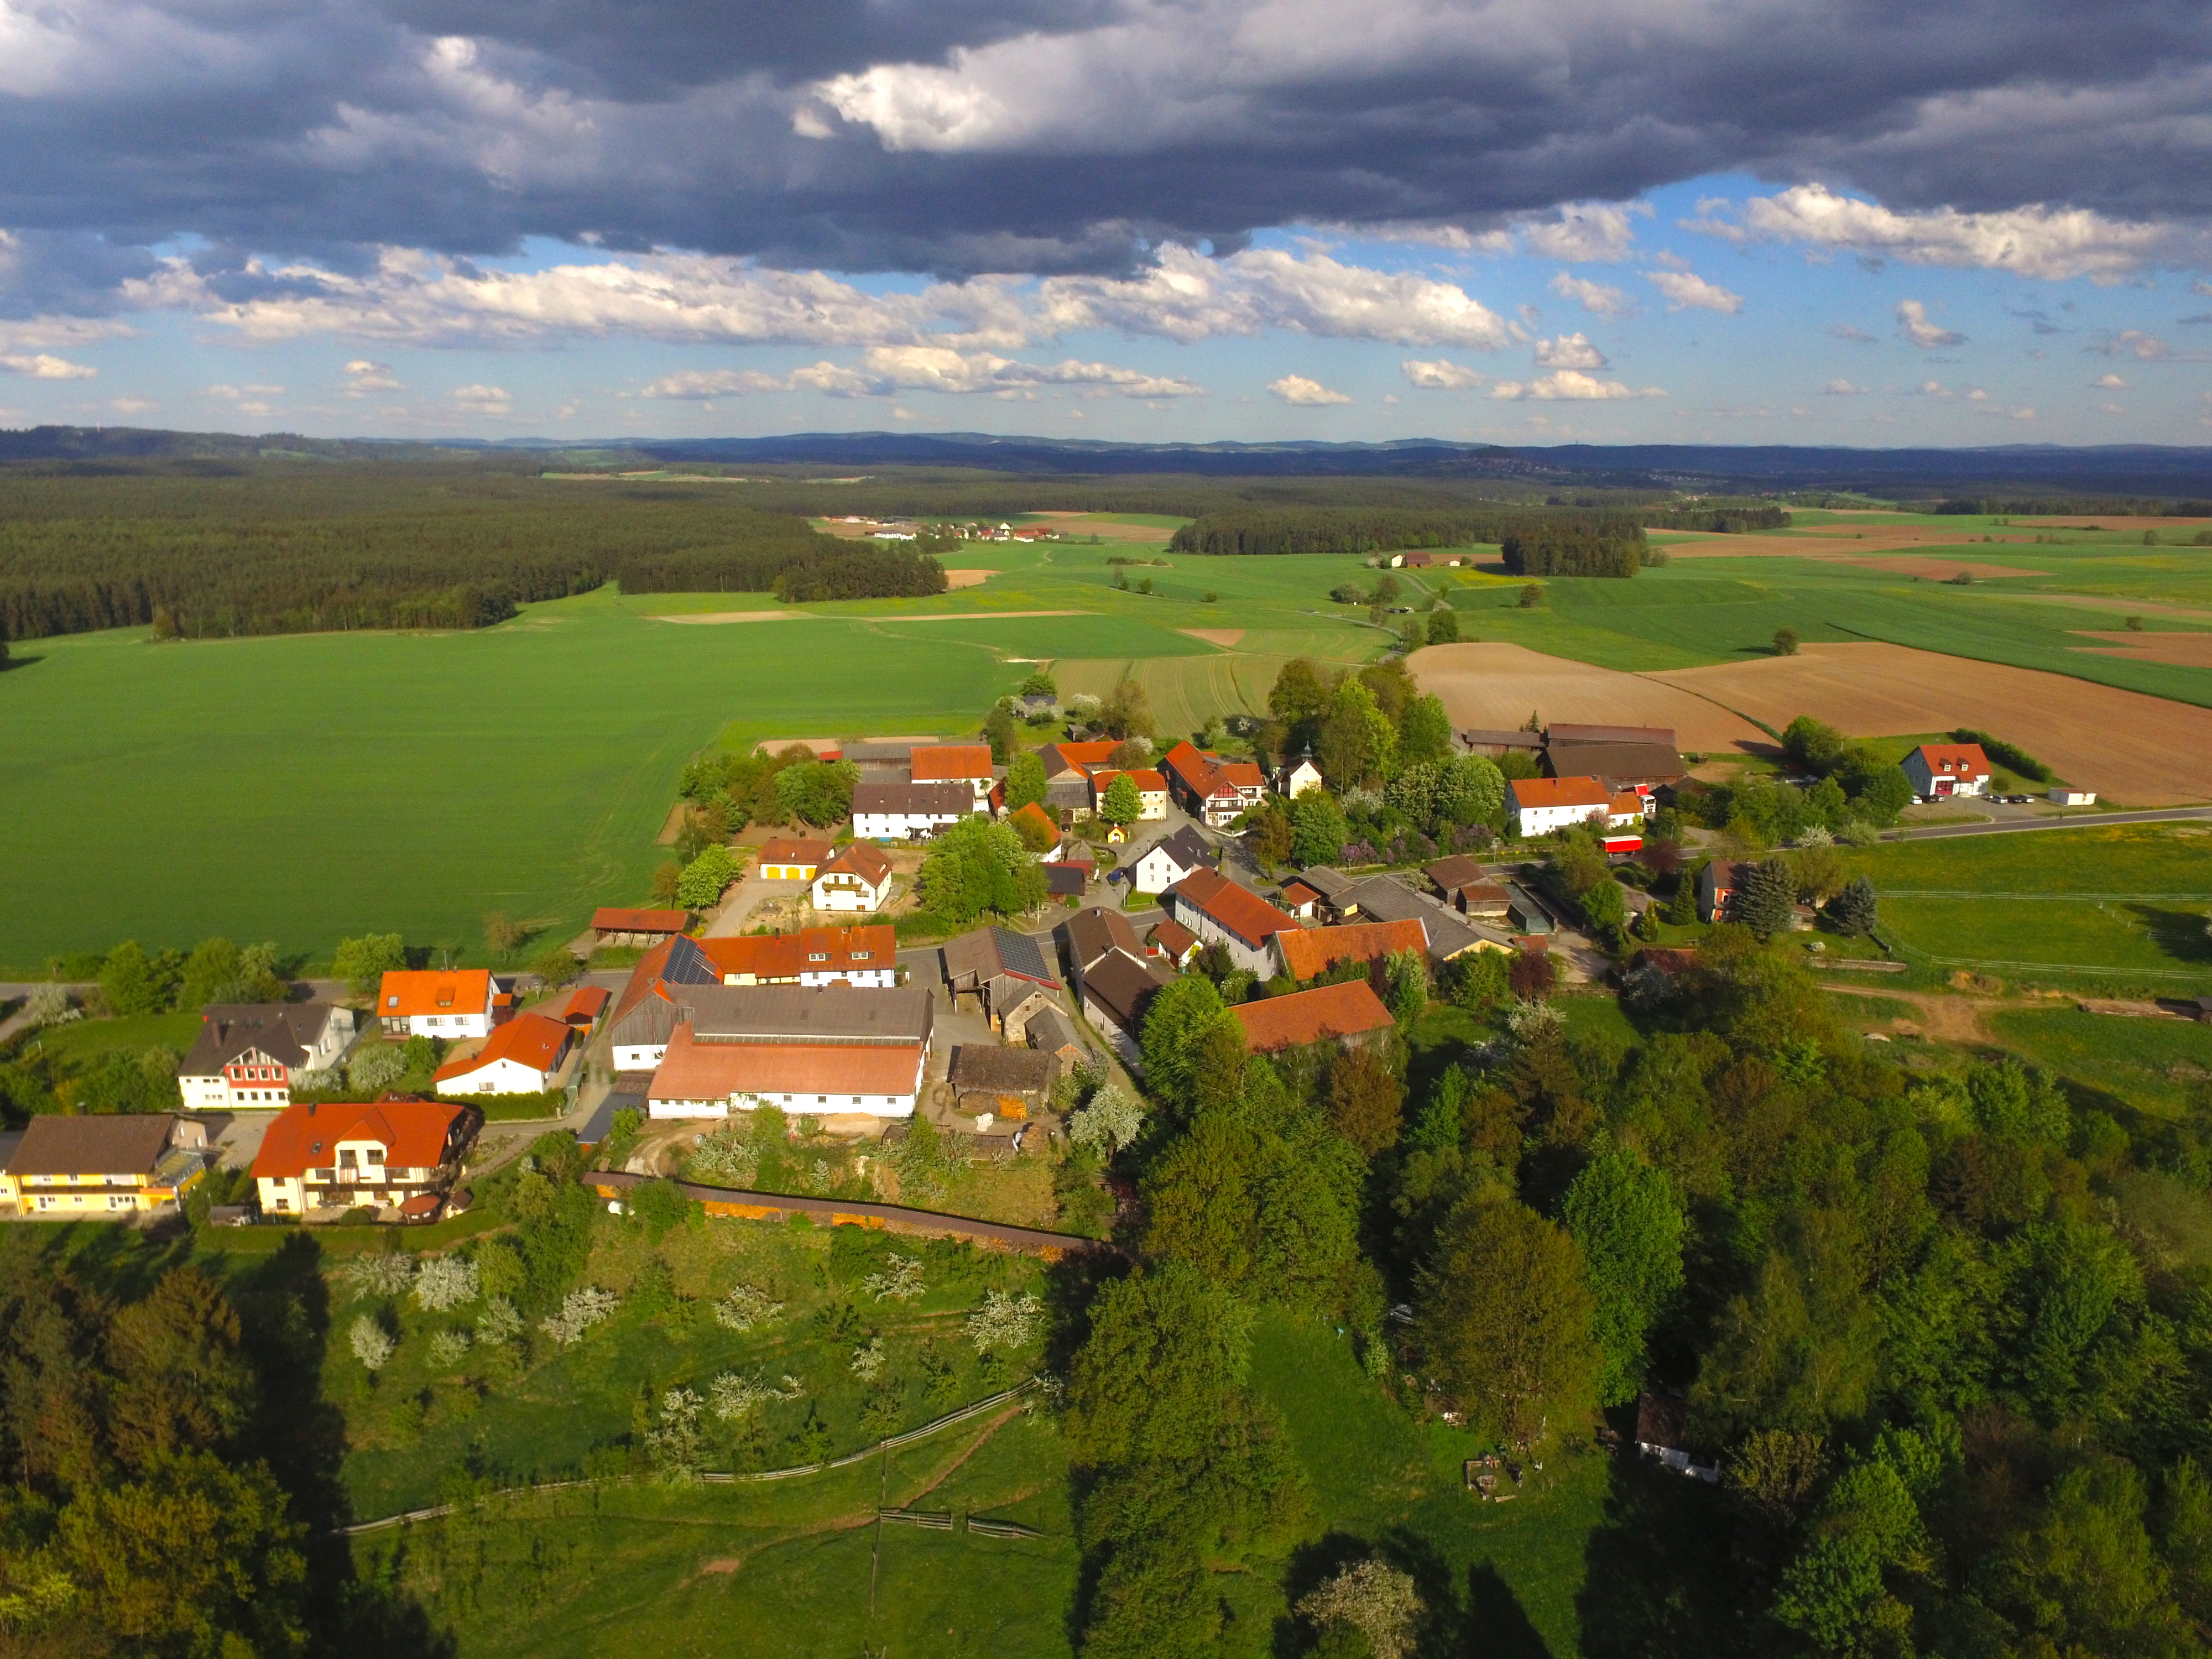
[[1650, 642, 2212, 805], [1405, 642, 1771, 752]]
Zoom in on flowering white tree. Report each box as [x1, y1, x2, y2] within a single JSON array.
[[22, 982, 78, 1030], [1297, 1561, 1422, 1659], [1067, 1086, 1146, 1155], [476, 1297, 523, 1344], [428, 1328, 473, 1367], [966, 1290, 1042, 1357], [647, 1387, 705, 1479], [862, 1254, 925, 1302], [412, 1255, 481, 1312], [850, 1338, 886, 1381], [714, 1283, 785, 1333], [337, 1253, 416, 1301], [349, 1316, 395, 1373], [539, 1286, 620, 1345]]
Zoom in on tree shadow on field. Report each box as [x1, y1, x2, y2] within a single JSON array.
[[1577, 1452, 1755, 1659], [230, 1233, 456, 1659], [2133, 904, 2212, 967]]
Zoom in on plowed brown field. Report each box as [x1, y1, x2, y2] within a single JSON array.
[[1406, 643, 1770, 753], [1650, 643, 2212, 805], [2070, 630, 2212, 669]]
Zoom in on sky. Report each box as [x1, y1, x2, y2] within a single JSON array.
[[3, 0, 2211, 448]]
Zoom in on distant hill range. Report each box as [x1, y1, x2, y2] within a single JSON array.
[[2, 422, 2209, 497]]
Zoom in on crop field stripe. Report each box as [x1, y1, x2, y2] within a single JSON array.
[[1872, 890, 2212, 900]]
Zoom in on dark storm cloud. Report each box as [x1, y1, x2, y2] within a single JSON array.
[[0, 0, 2208, 282]]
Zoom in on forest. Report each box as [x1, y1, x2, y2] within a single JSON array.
[[1168, 505, 1648, 558], [0, 463, 941, 642]]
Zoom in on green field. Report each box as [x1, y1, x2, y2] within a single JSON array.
[[0, 540, 1385, 963], [1986, 1006, 2212, 1116], [1840, 825, 2212, 987]]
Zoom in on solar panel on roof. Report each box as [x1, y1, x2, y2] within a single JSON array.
[[992, 927, 1057, 984], [661, 936, 721, 986]]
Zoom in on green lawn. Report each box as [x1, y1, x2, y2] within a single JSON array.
[[1839, 825, 2212, 988], [29, 1009, 202, 1058], [1986, 1007, 2212, 1116], [0, 541, 1385, 964]]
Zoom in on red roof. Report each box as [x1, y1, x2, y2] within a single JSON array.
[[1910, 743, 1991, 778], [911, 744, 994, 782], [1275, 920, 1428, 982], [757, 838, 831, 866], [434, 1013, 572, 1084], [1039, 740, 1120, 776], [1509, 776, 1610, 810], [702, 925, 895, 983], [610, 934, 682, 1025], [253, 1097, 471, 1179], [1170, 867, 1297, 948], [1009, 801, 1058, 841], [645, 1026, 926, 1102], [1149, 918, 1198, 958], [591, 907, 688, 933], [1217, 760, 1266, 789], [1231, 981, 1395, 1052], [1091, 767, 1167, 795], [820, 842, 893, 885], [378, 969, 493, 1019], [555, 985, 611, 1024]]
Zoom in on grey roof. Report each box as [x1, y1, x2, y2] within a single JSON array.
[[1062, 905, 1140, 973], [1544, 740, 1686, 785], [609, 990, 684, 1050], [988, 976, 1055, 1019], [1548, 722, 1677, 746], [1503, 883, 1555, 934], [1045, 864, 1088, 896], [1045, 777, 1093, 810], [845, 739, 936, 764], [1458, 728, 1546, 750], [853, 780, 975, 816], [1339, 875, 1489, 958], [1082, 950, 1173, 1029], [950, 1045, 1056, 1094], [674, 984, 933, 1047], [941, 926, 1060, 990], [1425, 855, 1488, 893], [1026, 1006, 1085, 1058], [1295, 865, 1358, 900], [1136, 825, 1215, 873], [7, 1113, 176, 1177], [179, 1003, 340, 1076]]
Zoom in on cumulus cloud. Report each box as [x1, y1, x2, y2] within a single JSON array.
[[1402, 358, 1487, 389], [1897, 300, 1965, 348], [1645, 269, 1743, 314], [108, 397, 155, 414], [342, 359, 403, 393], [1823, 379, 1866, 395], [1490, 371, 1662, 400], [1694, 184, 2190, 282], [1267, 374, 1352, 405], [1827, 323, 1877, 342], [2094, 372, 2127, 388], [639, 368, 793, 399], [2090, 330, 2168, 359], [1533, 332, 1608, 369], [1551, 272, 1635, 317], [452, 384, 513, 413], [0, 353, 96, 379], [1515, 202, 1647, 262]]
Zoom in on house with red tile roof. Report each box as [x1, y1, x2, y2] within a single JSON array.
[[910, 743, 998, 809], [1161, 741, 1268, 826], [252, 1095, 479, 1218], [1507, 775, 1611, 838], [1165, 867, 1299, 977], [1230, 980, 1395, 1054], [1088, 767, 1169, 821], [1903, 743, 1991, 800], [813, 842, 895, 912], [377, 969, 497, 1039], [552, 985, 611, 1029], [1147, 917, 1201, 967], [1008, 801, 1060, 846], [701, 925, 896, 988], [1273, 919, 1429, 985], [433, 1012, 573, 1095], [640, 984, 933, 1119]]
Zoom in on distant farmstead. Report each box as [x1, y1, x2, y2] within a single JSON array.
[[812, 842, 894, 912]]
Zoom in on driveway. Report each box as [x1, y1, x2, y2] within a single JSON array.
[[705, 874, 813, 936], [1882, 806, 2212, 842]]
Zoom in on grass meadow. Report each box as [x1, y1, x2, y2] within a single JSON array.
[[0, 538, 1385, 964], [1986, 1006, 2212, 1117], [1838, 825, 2212, 987]]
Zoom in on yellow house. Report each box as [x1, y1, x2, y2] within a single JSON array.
[[1, 1114, 211, 1216]]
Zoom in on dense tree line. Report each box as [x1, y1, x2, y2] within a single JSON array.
[[1169, 506, 1646, 559], [1929, 497, 2212, 517], [1633, 504, 1791, 533], [0, 464, 935, 641], [1500, 524, 1644, 577]]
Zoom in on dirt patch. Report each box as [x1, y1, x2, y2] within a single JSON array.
[[870, 610, 1089, 623], [1826, 983, 2007, 1042], [699, 1559, 742, 1575], [1662, 531, 2038, 559], [650, 611, 799, 624], [1180, 628, 1246, 648], [1647, 641, 2212, 806], [654, 800, 693, 846], [1833, 556, 2049, 580], [1406, 642, 1772, 754], [2069, 630, 2212, 669], [941, 568, 996, 588]]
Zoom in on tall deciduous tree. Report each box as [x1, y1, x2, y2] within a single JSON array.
[[1004, 751, 1050, 815], [333, 932, 406, 998], [1561, 1150, 1686, 1406], [1327, 1046, 1406, 1155], [1398, 693, 1454, 769], [1100, 771, 1141, 827], [1417, 1194, 1599, 1444]]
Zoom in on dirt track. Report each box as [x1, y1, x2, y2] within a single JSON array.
[[1650, 642, 2212, 806]]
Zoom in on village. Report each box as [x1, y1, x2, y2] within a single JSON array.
[[0, 703, 2057, 1233]]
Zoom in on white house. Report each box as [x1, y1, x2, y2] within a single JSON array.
[[812, 844, 894, 912], [756, 838, 831, 880], [1128, 826, 1216, 893], [1276, 756, 1324, 798], [176, 1003, 357, 1109], [1165, 868, 1299, 978], [1506, 776, 1611, 838], [642, 984, 934, 1120], [909, 744, 998, 810], [377, 970, 497, 1040], [1089, 767, 1170, 821], [431, 1013, 573, 1095], [852, 781, 976, 841], [1903, 743, 1991, 800], [252, 1098, 477, 1217]]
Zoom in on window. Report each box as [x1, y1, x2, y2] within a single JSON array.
[[852, 951, 871, 961]]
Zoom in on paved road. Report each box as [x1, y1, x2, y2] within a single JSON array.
[[1882, 806, 2212, 842]]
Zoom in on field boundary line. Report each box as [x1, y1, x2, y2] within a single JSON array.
[[1876, 891, 2212, 901], [336, 1378, 1041, 1536]]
